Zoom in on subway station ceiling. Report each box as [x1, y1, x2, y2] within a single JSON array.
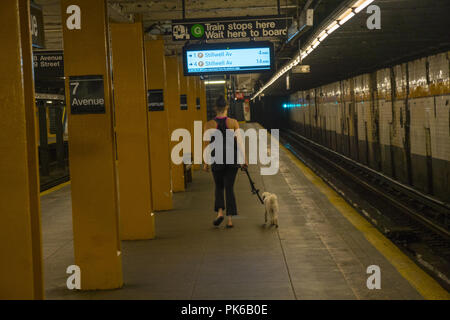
[[33, 0, 450, 96], [34, 0, 299, 50], [264, 0, 450, 95], [34, 0, 300, 92]]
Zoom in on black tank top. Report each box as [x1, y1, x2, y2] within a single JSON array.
[[210, 117, 239, 171]]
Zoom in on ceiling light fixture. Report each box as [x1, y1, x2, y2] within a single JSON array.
[[354, 0, 375, 13], [251, 0, 371, 101], [205, 80, 226, 85]]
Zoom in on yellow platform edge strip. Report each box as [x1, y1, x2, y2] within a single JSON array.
[[40, 181, 71, 197], [281, 144, 450, 300]]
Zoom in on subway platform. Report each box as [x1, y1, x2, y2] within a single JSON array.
[[40, 124, 442, 300]]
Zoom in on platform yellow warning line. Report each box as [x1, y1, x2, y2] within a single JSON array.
[[40, 181, 71, 197], [281, 144, 450, 300]]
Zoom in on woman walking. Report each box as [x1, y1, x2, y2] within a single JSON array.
[[203, 95, 247, 228]]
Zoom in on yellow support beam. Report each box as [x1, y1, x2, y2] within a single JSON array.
[[0, 0, 44, 300], [196, 77, 206, 124], [200, 80, 208, 123], [166, 56, 185, 192], [111, 22, 155, 240], [178, 57, 193, 179], [187, 76, 198, 171], [61, 0, 123, 290], [193, 77, 205, 170], [144, 40, 172, 211]]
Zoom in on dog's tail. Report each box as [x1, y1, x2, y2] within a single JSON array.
[[269, 195, 277, 206]]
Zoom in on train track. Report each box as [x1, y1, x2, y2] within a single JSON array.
[[280, 129, 450, 289]]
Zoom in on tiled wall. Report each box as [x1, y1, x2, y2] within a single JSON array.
[[288, 51, 450, 202]]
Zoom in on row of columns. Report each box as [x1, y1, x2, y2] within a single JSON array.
[[0, 0, 207, 298]]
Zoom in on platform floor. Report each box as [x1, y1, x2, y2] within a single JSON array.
[[41, 124, 428, 300]]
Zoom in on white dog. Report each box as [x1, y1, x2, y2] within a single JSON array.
[[262, 192, 279, 227]]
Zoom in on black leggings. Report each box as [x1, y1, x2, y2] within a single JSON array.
[[212, 166, 239, 216]]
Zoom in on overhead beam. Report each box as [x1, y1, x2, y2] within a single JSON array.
[[120, 5, 296, 15], [109, 2, 134, 22]]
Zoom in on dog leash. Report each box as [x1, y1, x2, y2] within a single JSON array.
[[241, 167, 264, 204]]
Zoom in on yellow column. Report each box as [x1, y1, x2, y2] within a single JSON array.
[[196, 77, 204, 124], [179, 58, 189, 131], [200, 80, 208, 123], [111, 22, 155, 240], [187, 76, 198, 170], [61, 0, 122, 290], [193, 77, 205, 170], [0, 0, 43, 300], [187, 77, 197, 134], [178, 57, 193, 179], [144, 40, 172, 211], [166, 56, 185, 192]]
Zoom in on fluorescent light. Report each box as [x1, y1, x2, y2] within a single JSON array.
[[326, 20, 338, 31], [354, 0, 374, 13], [327, 22, 340, 34], [251, 0, 370, 101], [318, 30, 327, 39], [205, 80, 226, 85], [319, 33, 329, 41], [338, 8, 353, 20], [339, 11, 355, 25], [338, 8, 355, 25]]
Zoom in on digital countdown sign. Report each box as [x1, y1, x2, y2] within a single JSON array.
[[183, 42, 274, 75]]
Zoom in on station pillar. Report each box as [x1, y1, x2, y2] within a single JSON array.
[[0, 0, 44, 299], [166, 56, 185, 192], [111, 22, 155, 240], [187, 76, 198, 170], [61, 0, 122, 290], [196, 77, 206, 124], [200, 80, 208, 123], [178, 58, 193, 180], [193, 77, 204, 170], [144, 39, 172, 211]]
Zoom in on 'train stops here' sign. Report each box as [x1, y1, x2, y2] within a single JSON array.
[[69, 75, 105, 114], [172, 15, 292, 41]]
